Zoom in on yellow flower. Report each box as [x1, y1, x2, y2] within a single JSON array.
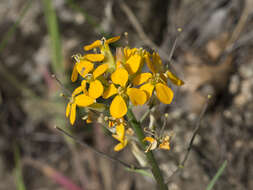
[[123, 48, 144, 75], [87, 64, 108, 99], [133, 52, 184, 104], [66, 86, 95, 125], [158, 136, 170, 150], [143, 136, 158, 152], [112, 123, 128, 151], [143, 135, 171, 152], [83, 36, 120, 51], [116, 47, 146, 75], [75, 61, 108, 99], [103, 68, 147, 118], [83, 36, 120, 73], [71, 54, 105, 82]]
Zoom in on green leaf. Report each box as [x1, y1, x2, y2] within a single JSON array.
[[14, 146, 27, 190], [125, 167, 153, 178], [42, 0, 64, 77], [206, 160, 227, 190]]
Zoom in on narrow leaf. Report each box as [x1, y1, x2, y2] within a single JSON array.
[[42, 0, 63, 77], [206, 160, 227, 190], [14, 146, 27, 190]]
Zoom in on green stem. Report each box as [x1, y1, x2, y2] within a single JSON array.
[[126, 109, 168, 190]]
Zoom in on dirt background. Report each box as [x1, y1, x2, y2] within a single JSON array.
[[0, 0, 253, 190]]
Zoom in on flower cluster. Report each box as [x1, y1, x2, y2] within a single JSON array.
[[66, 36, 184, 151]]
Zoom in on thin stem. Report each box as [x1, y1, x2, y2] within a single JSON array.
[[166, 96, 210, 184], [140, 109, 150, 123], [127, 109, 168, 190], [55, 126, 139, 170]]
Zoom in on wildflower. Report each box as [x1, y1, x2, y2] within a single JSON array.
[[103, 68, 147, 118], [143, 135, 171, 152], [66, 86, 95, 125], [122, 47, 145, 75], [71, 54, 105, 82], [112, 123, 128, 151], [83, 36, 121, 73], [72, 57, 109, 99], [133, 52, 184, 104], [83, 36, 120, 51], [158, 135, 170, 150], [143, 136, 158, 152], [86, 63, 109, 99]]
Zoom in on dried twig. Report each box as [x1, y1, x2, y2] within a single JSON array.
[[216, 0, 252, 66], [119, 0, 171, 62], [226, 0, 252, 49], [166, 96, 210, 184]]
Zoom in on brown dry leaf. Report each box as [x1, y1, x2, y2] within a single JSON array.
[[206, 32, 229, 60], [182, 52, 233, 112]]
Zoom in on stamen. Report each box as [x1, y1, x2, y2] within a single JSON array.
[[101, 37, 106, 45], [72, 54, 82, 63]]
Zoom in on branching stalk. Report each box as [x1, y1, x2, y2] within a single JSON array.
[[127, 109, 168, 190]]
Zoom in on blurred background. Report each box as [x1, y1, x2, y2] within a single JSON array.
[[0, 0, 253, 189]]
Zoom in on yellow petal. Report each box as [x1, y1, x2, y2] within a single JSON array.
[[103, 84, 117, 99], [152, 52, 163, 72], [84, 54, 105, 62], [159, 136, 170, 150], [71, 65, 78, 82], [86, 114, 92, 123], [124, 48, 131, 60], [165, 70, 184, 86], [143, 137, 158, 151], [75, 94, 94, 107], [70, 103, 76, 125], [133, 73, 152, 85], [66, 102, 71, 117], [88, 80, 104, 99], [72, 86, 83, 97], [112, 124, 125, 141], [143, 136, 155, 143], [83, 40, 101, 51], [76, 60, 94, 78], [110, 95, 127, 118], [155, 83, 174, 104], [144, 54, 156, 73], [114, 139, 128, 151], [159, 143, 170, 150], [125, 54, 142, 74], [106, 36, 120, 44], [93, 64, 108, 79], [127, 88, 147, 105], [111, 68, 128, 87], [140, 83, 154, 99]]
